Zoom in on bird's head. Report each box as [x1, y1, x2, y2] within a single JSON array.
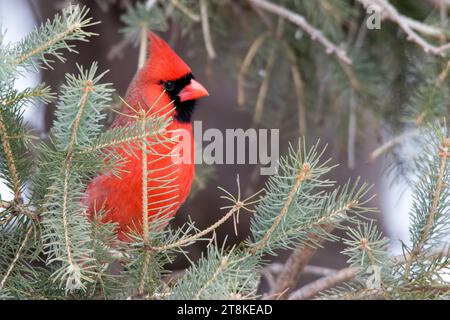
[[131, 32, 209, 123]]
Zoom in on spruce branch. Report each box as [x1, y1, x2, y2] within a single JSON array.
[[138, 110, 151, 295], [266, 188, 370, 299], [1, 84, 54, 107], [169, 245, 259, 300], [13, 5, 98, 71], [140, 111, 150, 247], [121, 1, 167, 44], [0, 100, 33, 214], [193, 254, 230, 300], [0, 225, 33, 292], [250, 162, 311, 255], [247, 0, 352, 65], [79, 115, 170, 155], [53, 63, 113, 151], [60, 158, 77, 276], [249, 140, 373, 256], [0, 112, 22, 200], [41, 63, 113, 292], [409, 58, 450, 126], [343, 222, 390, 270], [66, 80, 93, 153], [149, 179, 263, 253], [404, 136, 450, 279]]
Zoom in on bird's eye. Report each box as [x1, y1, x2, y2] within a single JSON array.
[[164, 81, 175, 91]]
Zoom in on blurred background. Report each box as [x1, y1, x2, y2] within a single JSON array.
[[1, 0, 426, 290]]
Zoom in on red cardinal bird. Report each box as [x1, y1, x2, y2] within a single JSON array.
[[83, 32, 209, 241]]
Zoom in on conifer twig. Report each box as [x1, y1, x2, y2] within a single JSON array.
[[140, 112, 150, 247], [0, 112, 21, 200], [139, 110, 151, 295], [0, 226, 33, 291], [15, 25, 80, 66], [150, 202, 243, 252], [66, 81, 93, 152], [250, 163, 311, 255], [247, 0, 352, 65], [59, 79, 94, 272], [61, 158, 76, 269], [404, 138, 450, 279], [14, 5, 97, 67], [193, 255, 229, 300], [150, 187, 263, 252], [266, 197, 361, 299]]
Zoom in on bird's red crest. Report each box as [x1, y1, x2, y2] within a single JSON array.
[[143, 32, 191, 81]]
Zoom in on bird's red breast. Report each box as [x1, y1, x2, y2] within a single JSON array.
[[83, 32, 209, 241]]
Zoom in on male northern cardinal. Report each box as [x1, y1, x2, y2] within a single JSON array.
[[83, 32, 209, 241]]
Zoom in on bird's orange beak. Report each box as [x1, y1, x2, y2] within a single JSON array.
[[179, 79, 209, 102]]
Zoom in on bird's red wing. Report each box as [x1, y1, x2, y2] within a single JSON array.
[[84, 138, 194, 242]]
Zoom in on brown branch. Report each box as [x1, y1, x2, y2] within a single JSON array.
[[200, 0, 216, 59], [237, 32, 270, 107], [283, 43, 306, 136], [262, 263, 342, 284], [265, 224, 335, 300], [253, 18, 284, 124], [264, 197, 360, 299], [367, 130, 420, 163], [288, 267, 358, 300], [262, 246, 450, 299], [138, 25, 148, 70], [347, 92, 357, 169], [357, 0, 450, 56], [247, 0, 352, 65]]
